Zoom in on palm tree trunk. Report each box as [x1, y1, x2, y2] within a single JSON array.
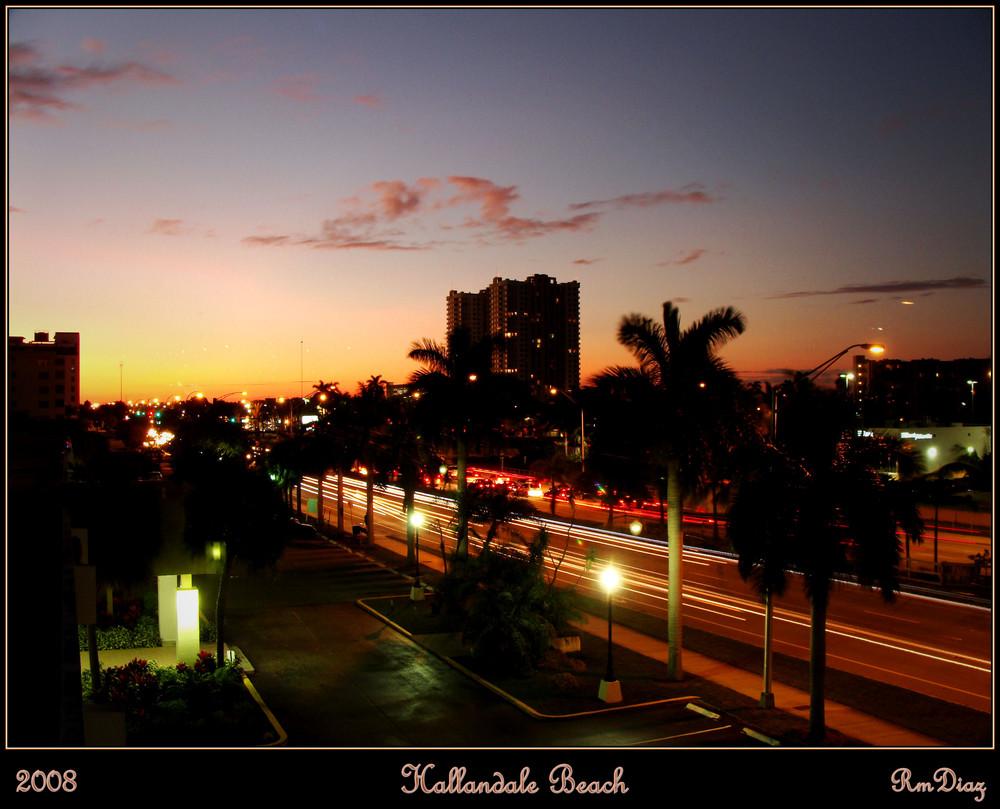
[[455, 433, 469, 557], [215, 551, 233, 664], [665, 458, 684, 681], [808, 585, 829, 743], [365, 468, 375, 548], [317, 473, 324, 530], [336, 468, 345, 532], [711, 486, 720, 544], [403, 485, 416, 565]]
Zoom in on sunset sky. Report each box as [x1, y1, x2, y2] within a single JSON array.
[[7, 7, 993, 404]]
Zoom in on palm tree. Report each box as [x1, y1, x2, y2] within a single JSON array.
[[353, 375, 390, 545], [311, 380, 340, 416], [380, 391, 429, 565], [465, 484, 540, 552], [408, 328, 499, 557], [729, 388, 923, 742], [593, 301, 746, 680], [528, 451, 577, 516]]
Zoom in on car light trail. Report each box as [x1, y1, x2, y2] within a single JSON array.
[[295, 474, 990, 709]]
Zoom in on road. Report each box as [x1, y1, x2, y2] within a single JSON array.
[[298, 474, 991, 715]]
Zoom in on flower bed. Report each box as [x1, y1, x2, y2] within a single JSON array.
[[82, 652, 279, 746]]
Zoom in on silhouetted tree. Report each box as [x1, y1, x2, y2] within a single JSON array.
[[592, 301, 746, 680]]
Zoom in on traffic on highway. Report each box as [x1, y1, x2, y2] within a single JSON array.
[[295, 472, 992, 716]]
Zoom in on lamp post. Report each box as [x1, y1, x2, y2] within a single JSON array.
[[800, 342, 884, 383], [629, 519, 642, 537], [762, 342, 885, 709], [772, 343, 884, 440], [410, 511, 425, 601], [550, 387, 585, 470], [967, 380, 977, 422], [598, 567, 622, 703], [760, 586, 775, 708]]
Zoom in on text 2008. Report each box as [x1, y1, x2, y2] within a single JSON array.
[[15, 771, 78, 792]]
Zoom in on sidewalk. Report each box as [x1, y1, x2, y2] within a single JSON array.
[[362, 531, 945, 747]]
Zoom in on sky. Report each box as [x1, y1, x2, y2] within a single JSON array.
[[7, 7, 993, 404]]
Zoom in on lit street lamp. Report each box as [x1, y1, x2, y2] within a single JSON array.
[[772, 343, 884, 440], [801, 342, 884, 382], [410, 511, 425, 601], [598, 567, 622, 704]]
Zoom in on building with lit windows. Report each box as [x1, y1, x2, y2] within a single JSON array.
[[7, 332, 80, 419], [447, 274, 580, 392], [847, 355, 992, 428]]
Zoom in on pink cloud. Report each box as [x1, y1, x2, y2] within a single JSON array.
[[372, 178, 441, 219], [659, 248, 708, 267], [81, 39, 106, 54], [8, 43, 181, 124], [446, 176, 520, 222], [244, 174, 607, 251], [148, 219, 185, 236]]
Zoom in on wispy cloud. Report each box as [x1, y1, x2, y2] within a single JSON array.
[[268, 76, 384, 109], [658, 248, 708, 267], [768, 276, 987, 300], [569, 184, 721, 211], [271, 73, 324, 103], [243, 175, 602, 251], [148, 219, 186, 236], [8, 41, 181, 125], [879, 100, 986, 135], [350, 94, 383, 108], [148, 219, 213, 238]]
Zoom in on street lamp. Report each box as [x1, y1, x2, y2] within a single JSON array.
[[629, 520, 642, 537], [550, 387, 586, 470], [410, 511, 425, 601], [800, 343, 884, 383], [967, 380, 977, 422], [598, 567, 622, 704], [772, 343, 885, 440], [762, 342, 885, 706]]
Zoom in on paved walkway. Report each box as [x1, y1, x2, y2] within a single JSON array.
[[81, 531, 946, 747]]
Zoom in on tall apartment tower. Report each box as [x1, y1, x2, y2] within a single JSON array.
[[447, 274, 580, 392], [8, 332, 81, 418]]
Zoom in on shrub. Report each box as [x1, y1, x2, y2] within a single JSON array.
[[79, 614, 162, 651], [79, 592, 217, 651], [84, 654, 276, 746], [450, 538, 583, 677]]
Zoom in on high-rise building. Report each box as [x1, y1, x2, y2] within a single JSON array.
[[447, 274, 580, 392], [8, 332, 81, 419]]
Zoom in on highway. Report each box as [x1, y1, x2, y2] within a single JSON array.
[[297, 474, 992, 715]]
